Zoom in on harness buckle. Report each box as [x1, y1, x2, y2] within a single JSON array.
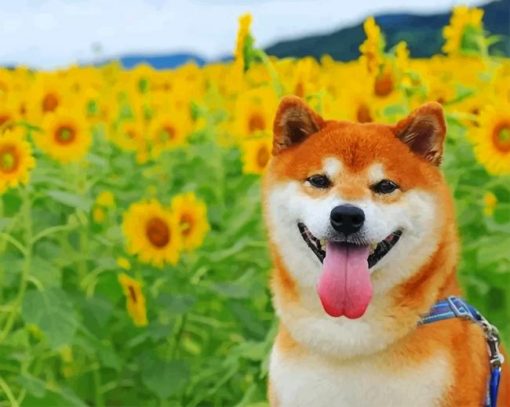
[[446, 296, 473, 320], [480, 319, 505, 369]]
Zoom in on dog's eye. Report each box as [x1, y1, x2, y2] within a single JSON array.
[[371, 179, 399, 194], [307, 174, 332, 189]]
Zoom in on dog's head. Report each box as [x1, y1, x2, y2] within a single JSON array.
[[264, 96, 452, 320]]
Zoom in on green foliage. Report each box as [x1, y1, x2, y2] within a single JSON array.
[[0, 129, 273, 406]]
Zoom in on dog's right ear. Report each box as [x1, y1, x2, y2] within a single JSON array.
[[272, 96, 324, 155]]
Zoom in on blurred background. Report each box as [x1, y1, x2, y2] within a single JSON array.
[[0, 0, 509, 406], [2, 0, 508, 69]]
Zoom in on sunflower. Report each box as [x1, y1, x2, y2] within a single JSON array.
[[38, 110, 91, 163], [170, 192, 209, 251], [285, 57, 320, 98], [147, 108, 191, 158], [483, 192, 497, 217], [116, 257, 131, 271], [394, 41, 410, 72], [92, 207, 106, 224], [0, 68, 13, 98], [234, 13, 253, 71], [0, 100, 18, 130], [0, 128, 35, 193], [122, 200, 181, 267], [233, 87, 277, 139], [118, 273, 148, 327], [323, 77, 387, 124], [472, 104, 510, 175], [27, 74, 70, 122], [443, 6, 484, 56], [240, 136, 272, 175], [96, 191, 115, 208], [112, 120, 147, 161], [359, 17, 385, 74]]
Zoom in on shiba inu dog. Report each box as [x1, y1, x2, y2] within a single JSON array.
[[263, 96, 509, 406]]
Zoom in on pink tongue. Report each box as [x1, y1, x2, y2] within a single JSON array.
[[317, 242, 372, 319]]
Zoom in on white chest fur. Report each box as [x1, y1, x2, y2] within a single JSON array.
[[270, 345, 451, 407]]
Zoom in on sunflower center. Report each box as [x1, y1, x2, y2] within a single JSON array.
[[0, 146, 18, 173], [180, 213, 194, 237], [357, 104, 373, 123], [0, 114, 12, 126], [146, 217, 170, 248], [493, 123, 510, 153], [128, 285, 138, 303], [55, 126, 76, 145], [374, 71, 394, 97], [248, 113, 265, 133], [42, 93, 59, 113], [256, 144, 270, 168], [159, 126, 175, 142]]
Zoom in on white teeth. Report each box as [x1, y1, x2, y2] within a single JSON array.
[[320, 239, 326, 247]]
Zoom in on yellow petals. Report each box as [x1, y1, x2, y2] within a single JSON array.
[[472, 103, 510, 175], [170, 192, 209, 251], [395, 41, 410, 71], [0, 127, 35, 193], [122, 200, 181, 267], [96, 191, 115, 208], [443, 6, 484, 56], [240, 136, 272, 175], [483, 192, 497, 217], [234, 13, 253, 71], [118, 273, 148, 327], [92, 207, 106, 224], [116, 257, 132, 271], [359, 17, 385, 74], [37, 109, 91, 163]]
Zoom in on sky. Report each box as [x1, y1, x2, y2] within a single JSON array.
[[0, 0, 488, 69]]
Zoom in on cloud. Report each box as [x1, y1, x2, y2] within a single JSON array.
[[0, 0, 487, 68]]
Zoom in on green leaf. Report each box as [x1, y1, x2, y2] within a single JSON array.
[[98, 342, 121, 371], [31, 256, 61, 288], [0, 217, 13, 232], [22, 385, 88, 407], [156, 294, 196, 314], [477, 239, 510, 268], [141, 355, 189, 399], [22, 288, 79, 349], [18, 373, 47, 398], [46, 190, 92, 212]]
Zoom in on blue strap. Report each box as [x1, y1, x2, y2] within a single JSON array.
[[419, 296, 503, 407]]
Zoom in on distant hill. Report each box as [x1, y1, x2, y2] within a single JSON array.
[[101, 0, 509, 70], [265, 0, 510, 60], [99, 53, 206, 69]]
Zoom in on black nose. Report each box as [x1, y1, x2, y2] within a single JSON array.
[[330, 205, 365, 235]]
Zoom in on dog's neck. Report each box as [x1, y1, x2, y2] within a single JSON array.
[[270, 222, 460, 361]]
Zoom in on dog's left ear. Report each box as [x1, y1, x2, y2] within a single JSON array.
[[393, 102, 446, 166], [272, 96, 325, 155]]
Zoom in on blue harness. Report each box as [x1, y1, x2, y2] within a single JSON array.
[[420, 296, 504, 407]]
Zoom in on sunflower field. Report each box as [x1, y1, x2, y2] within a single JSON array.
[[0, 6, 509, 406]]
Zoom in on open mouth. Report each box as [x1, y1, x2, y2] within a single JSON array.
[[297, 222, 402, 269]]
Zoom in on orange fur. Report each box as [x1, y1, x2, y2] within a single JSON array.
[[263, 96, 509, 406]]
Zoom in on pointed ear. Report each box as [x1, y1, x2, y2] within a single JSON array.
[[393, 102, 447, 165], [272, 96, 325, 155]]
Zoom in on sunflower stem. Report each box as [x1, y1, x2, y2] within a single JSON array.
[[73, 162, 90, 287], [0, 186, 32, 344], [93, 364, 105, 407], [170, 314, 187, 358], [0, 376, 19, 407], [254, 49, 283, 98]]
